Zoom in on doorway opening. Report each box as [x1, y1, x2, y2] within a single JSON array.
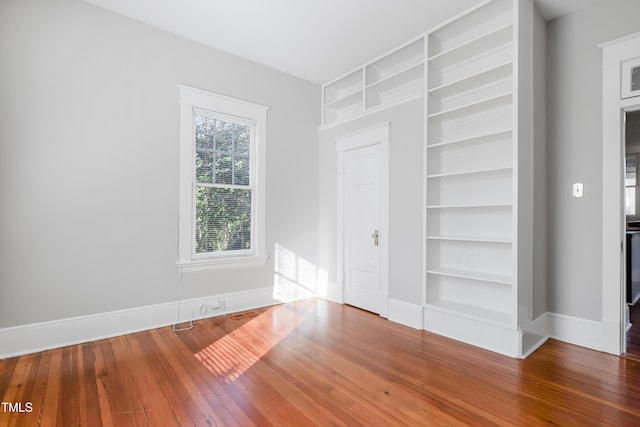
[[624, 108, 640, 360]]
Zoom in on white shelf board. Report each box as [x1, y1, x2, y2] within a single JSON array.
[[424, 300, 512, 327], [367, 38, 424, 86], [428, 24, 513, 69], [426, 203, 512, 209], [426, 166, 512, 179], [367, 82, 423, 110], [319, 92, 423, 131], [366, 62, 424, 91], [426, 267, 512, 285], [426, 129, 512, 149], [323, 89, 362, 110], [426, 236, 512, 244], [428, 61, 512, 99], [323, 69, 363, 103], [427, 92, 512, 121]]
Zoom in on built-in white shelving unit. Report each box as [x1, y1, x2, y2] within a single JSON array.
[[319, 0, 542, 358], [321, 38, 425, 127], [424, 0, 540, 357]]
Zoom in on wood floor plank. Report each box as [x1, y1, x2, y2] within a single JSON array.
[[1, 298, 640, 426], [142, 328, 239, 426], [92, 341, 115, 427], [158, 325, 260, 426], [79, 343, 103, 427], [120, 332, 189, 426], [94, 336, 143, 427], [284, 310, 509, 426], [265, 333, 465, 426], [41, 349, 62, 427]]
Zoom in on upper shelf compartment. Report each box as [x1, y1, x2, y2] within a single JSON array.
[[366, 63, 424, 109], [428, 0, 513, 59], [365, 37, 425, 110], [428, 23, 513, 70], [428, 61, 512, 100], [366, 38, 424, 86], [322, 69, 364, 125], [321, 37, 425, 127], [323, 70, 363, 106]]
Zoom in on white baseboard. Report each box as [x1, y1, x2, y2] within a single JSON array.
[[0, 287, 280, 359], [542, 312, 604, 351], [388, 298, 423, 330], [421, 308, 606, 358], [423, 306, 522, 357], [2, 293, 614, 360], [520, 314, 549, 358]]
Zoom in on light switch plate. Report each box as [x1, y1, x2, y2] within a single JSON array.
[[572, 183, 584, 198]]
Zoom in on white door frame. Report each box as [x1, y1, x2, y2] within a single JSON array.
[[336, 123, 390, 318], [601, 32, 640, 355]]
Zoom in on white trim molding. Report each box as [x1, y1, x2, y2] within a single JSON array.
[[527, 312, 604, 352], [423, 306, 524, 357], [178, 84, 269, 272], [600, 32, 640, 355], [178, 254, 269, 273], [544, 312, 604, 351], [336, 123, 390, 318], [421, 309, 605, 358], [0, 287, 280, 359], [388, 298, 423, 330]]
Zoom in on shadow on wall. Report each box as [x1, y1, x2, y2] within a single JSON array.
[[273, 243, 328, 302]]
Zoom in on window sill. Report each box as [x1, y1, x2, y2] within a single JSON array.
[[178, 254, 269, 273]]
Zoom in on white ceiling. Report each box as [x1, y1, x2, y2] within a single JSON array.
[[83, 0, 598, 84]]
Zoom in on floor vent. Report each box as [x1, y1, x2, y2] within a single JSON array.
[[229, 311, 259, 320]]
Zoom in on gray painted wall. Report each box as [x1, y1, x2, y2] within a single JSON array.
[[546, 0, 640, 320], [0, 0, 319, 328]]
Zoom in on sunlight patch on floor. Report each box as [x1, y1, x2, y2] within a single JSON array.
[[194, 306, 304, 382]]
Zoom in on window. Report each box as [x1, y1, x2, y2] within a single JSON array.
[[622, 57, 640, 99], [178, 85, 268, 271]]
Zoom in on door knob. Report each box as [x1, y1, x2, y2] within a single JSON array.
[[372, 230, 379, 246]]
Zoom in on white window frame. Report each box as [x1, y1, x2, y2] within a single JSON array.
[[178, 84, 269, 272]]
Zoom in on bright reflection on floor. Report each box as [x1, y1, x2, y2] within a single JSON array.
[[194, 306, 304, 382], [274, 243, 328, 302]]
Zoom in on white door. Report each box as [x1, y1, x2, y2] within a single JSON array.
[[342, 143, 384, 314]]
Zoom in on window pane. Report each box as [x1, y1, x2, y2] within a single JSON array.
[[195, 186, 252, 253], [216, 121, 234, 152], [215, 154, 233, 184], [234, 156, 250, 185], [195, 150, 213, 183], [235, 125, 250, 155], [195, 116, 215, 149]]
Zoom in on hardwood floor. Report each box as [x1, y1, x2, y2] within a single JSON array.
[[2, 298, 640, 426]]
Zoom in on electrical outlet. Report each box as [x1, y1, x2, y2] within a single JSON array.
[[209, 298, 225, 311]]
